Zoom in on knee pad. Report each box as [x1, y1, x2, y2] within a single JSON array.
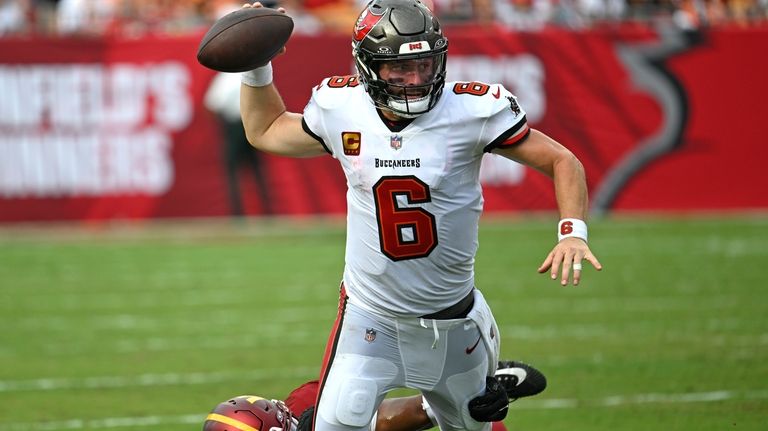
[[335, 378, 378, 427]]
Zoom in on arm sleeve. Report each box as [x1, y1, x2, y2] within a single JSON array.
[[480, 87, 530, 153], [285, 380, 320, 414]]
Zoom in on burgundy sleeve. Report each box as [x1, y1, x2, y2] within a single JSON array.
[[285, 380, 320, 414]]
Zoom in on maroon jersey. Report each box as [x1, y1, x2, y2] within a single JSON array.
[[285, 380, 321, 415]]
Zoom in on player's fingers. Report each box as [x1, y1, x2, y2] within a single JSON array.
[[537, 251, 554, 273], [560, 251, 577, 286], [268, 46, 288, 59], [586, 253, 603, 271], [550, 250, 564, 281], [572, 257, 583, 286]]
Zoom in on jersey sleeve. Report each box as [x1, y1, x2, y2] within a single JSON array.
[[302, 78, 335, 156], [302, 76, 361, 158], [479, 85, 530, 153]]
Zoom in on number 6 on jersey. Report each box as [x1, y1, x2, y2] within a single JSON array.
[[373, 176, 438, 261]]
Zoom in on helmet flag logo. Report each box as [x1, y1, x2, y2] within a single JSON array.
[[353, 10, 384, 42]]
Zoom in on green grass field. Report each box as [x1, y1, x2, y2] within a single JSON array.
[[1, 215, 767, 430]]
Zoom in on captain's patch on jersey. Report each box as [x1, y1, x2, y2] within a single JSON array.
[[342, 131, 362, 156]]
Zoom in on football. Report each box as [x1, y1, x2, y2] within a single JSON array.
[[197, 7, 294, 73]]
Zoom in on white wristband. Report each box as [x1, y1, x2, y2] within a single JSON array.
[[421, 395, 438, 426], [558, 218, 588, 242], [240, 62, 273, 87]]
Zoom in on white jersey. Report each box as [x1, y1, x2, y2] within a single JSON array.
[[302, 76, 529, 316]]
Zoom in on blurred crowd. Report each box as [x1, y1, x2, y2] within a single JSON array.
[[1, 0, 767, 37]]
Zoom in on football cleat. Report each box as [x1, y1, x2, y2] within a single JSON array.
[[495, 360, 547, 401]]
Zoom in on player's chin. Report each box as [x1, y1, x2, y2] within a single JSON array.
[[388, 87, 428, 100], [390, 94, 428, 106], [405, 89, 428, 100]]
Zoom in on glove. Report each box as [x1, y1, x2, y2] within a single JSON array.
[[296, 405, 315, 431], [468, 376, 509, 422]]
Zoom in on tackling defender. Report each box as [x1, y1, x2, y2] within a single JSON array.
[[204, 360, 547, 431], [236, 2, 601, 431]]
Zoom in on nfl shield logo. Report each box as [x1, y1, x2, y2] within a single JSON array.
[[365, 328, 377, 343], [390, 135, 402, 150]]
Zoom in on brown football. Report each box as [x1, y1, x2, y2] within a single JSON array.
[[197, 7, 293, 73]]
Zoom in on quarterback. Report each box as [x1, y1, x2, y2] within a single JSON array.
[[238, 1, 601, 431]]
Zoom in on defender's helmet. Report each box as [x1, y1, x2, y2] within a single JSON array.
[[203, 396, 296, 431], [352, 0, 448, 118]]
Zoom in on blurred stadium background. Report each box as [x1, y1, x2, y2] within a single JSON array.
[[1, 0, 767, 430]]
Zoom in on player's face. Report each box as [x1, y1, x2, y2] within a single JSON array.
[[378, 58, 436, 99]]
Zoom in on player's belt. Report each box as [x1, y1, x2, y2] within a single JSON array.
[[420, 289, 475, 320]]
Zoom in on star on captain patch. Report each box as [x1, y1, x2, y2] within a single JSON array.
[[390, 134, 402, 150], [365, 328, 377, 343]]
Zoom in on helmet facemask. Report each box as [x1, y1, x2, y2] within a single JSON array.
[[357, 50, 446, 118]]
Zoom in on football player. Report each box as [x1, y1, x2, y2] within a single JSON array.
[[237, 2, 601, 431], [203, 360, 546, 431]]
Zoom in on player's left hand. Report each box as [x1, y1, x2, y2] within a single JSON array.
[[537, 237, 602, 286], [468, 376, 509, 422]]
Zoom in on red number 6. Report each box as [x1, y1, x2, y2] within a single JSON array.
[[373, 176, 438, 261]]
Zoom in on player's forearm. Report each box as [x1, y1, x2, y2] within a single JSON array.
[[520, 129, 588, 220], [552, 147, 588, 220], [375, 396, 433, 431], [239, 83, 326, 157], [240, 82, 287, 149]]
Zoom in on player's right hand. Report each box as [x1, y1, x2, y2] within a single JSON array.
[[241, 2, 288, 57], [242, 2, 284, 12]]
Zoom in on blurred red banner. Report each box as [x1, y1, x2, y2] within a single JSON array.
[[0, 25, 766, 222]]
